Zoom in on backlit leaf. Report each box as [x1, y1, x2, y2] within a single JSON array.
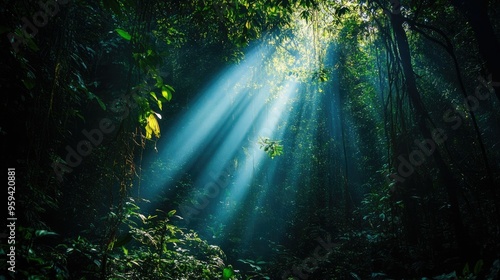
[[162, 86, 173, 101], [145, 113, 160, 139], [222, 267, 234, 279], [35, 230, 58, 237], [115, 28, 131, 41], [167, 209, 176, 217]]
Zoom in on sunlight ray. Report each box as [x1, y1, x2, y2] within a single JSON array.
[[203, 80, 300, 229], [140, 45, 276, 199]]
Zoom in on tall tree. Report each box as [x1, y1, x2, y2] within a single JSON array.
[[451, 0, 500, 99], [386, 0, 479, 261]]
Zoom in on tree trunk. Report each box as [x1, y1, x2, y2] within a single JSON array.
[[390, 10, 479, 262], [338, 88, 353, 223], [451, 0, 500, 99]]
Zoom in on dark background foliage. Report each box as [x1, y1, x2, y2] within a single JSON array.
[[1, 0, 500, 279]]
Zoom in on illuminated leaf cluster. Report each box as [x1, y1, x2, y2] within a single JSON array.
[[258, 136, 284, 159]]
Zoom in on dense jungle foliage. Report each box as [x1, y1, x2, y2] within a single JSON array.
[[1, 0, 500, 279]]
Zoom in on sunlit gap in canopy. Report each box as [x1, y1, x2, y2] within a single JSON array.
[[139, 19, 330, 248], [201, 25, 331, 247], [232, 32, 340, 248]]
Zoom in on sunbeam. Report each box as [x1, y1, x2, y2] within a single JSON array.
[[140, 44, 276, 200], [206, 80, 300, 228], [139, 21, 329, 255]]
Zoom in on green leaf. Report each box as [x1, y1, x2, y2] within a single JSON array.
[[25, 36, 40, 51], [161, 86, 173, 101], [88, 91, 106, 110], [167, 209, 176, 217], [474, 259, 484, 275], [154, 74, 163, 88], [164, 84, 175, 93], [166, 238, 181, 243], [462, 262, 470, 276], [35, 230, 58, 237], [151, 92, 163, 111], [222, 267, 234, 279], [122, 246, 128, 256], [96, 97, 106, 110], [115, 28, 131, 41], [258, 137, 283, 159], [22, 79, 35, 90]]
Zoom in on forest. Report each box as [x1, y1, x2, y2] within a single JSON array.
[[1, 0, 500, 279]]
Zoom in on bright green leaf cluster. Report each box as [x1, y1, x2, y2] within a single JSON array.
[[258, 137, 284, 159]]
